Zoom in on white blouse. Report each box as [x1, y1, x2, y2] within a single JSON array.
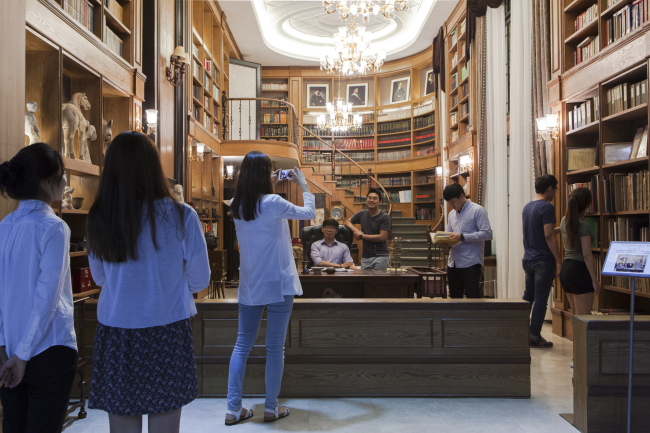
[[0, 200, 77, 361], [88, 200, 211, 329], [233, 193, 315, 306]]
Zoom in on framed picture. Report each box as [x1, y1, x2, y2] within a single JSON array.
[[425, 69, 435, 95], [347, 83, 368, 106], [390, 77, 410, 104], [567, 147, 597, 171], [307, 84, 328, 107], [603, 143, 633, 164]]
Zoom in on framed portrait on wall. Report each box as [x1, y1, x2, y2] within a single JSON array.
[[347, 83, 368, 106], [390, 77, 410, 104], [307, 84, 328, 107], [425, 69, 435, 95]]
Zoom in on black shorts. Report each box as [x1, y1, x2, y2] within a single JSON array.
[[560, 259, 594, 295]]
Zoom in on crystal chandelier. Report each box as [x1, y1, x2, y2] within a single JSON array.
[[317, 75, 362, 132], [320, 22, 386, 76], [323, 0, 409, 22]]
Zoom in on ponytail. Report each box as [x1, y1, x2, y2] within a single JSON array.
[[0, 143, 64, 201], [565, 187, 592, 248]]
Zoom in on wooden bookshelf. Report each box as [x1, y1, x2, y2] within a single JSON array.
[[189, 143, 223, 243]]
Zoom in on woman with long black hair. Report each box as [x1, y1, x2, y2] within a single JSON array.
[[86, 132, 210, 433], [0, 143, 78, 433], [559, 187, 600, 317], [225, 151, 315, 426]]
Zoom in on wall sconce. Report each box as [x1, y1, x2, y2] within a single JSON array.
[[459, 154, 472, 173], [435, 166, 442, 179], [189, 142, 205, 162], [166, 46, 190, 87], [135, 109, 158, 135], [536, 113, 559, 141], [224, 165, 234, 180]]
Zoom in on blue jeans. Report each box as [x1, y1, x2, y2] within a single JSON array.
[[227, 296, 293, 413], [522, 259, 556, 337], [361, 256, 390, 270]]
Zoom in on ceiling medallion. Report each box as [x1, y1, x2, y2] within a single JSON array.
[[317, 75, 362, 133], [323, 0, 409, 22], [320, 20, 386, 76]]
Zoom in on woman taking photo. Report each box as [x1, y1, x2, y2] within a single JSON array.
[[0, 143, 78, 433], [86, 132, 210, 433], [226, 151, 314, 426], [559, 187, 600, 317]]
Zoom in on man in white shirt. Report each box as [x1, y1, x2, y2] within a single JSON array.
[[310, 218, 356, 269]]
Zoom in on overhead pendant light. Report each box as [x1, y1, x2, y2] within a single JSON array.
[[320, 19, 386, 76], [323, 0, 409, 22]]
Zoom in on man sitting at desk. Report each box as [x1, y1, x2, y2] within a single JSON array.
[[311, 218, 356, 269]]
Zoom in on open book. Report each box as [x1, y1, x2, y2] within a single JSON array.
[[430, 231, 460, 246]]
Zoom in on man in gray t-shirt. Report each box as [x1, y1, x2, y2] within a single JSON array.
[[345, 188, 391, 270]]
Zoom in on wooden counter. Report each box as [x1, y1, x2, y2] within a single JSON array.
[[193, 298, 531, 398], [299, 269, 420, 298]]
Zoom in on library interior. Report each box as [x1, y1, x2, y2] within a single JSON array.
[[1, 0, 650, 432]]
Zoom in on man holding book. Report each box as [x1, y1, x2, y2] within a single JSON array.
[[345, 189, 391, 270], [443, 183, 492, 298], [521, 174, 561, 348]]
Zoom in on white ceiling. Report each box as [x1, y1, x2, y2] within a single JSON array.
[[220, 0, 459, 66]]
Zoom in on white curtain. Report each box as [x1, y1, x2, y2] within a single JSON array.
[[485, 5, 509, 298], [506, 0, 535, 299]]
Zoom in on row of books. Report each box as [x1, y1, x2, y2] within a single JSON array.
[[387, 191, 411, 203], [334, 138, 374, 149], [451, 94, 459, 108], [604, 170, 649, 212], [204, 71, 211, 88], [416, 146, 436, 157], [335, 177, 375, 188], [377, 107, 411, 122], [414, 100, 434, 116], [605, 79, 648, 116], [303, 139, 332, 150], [336, 151, 374, 163], [460, 102, 469, 118], [260, 126, 288, 137], [377, 120, 411, 134], [261, 99, 286, 107], [460, 82, 469, 99], [105, 0, 124, 23], [213, 84, 220, 105], [607, 217, 649, 244], [193, 60, 201, 80], [416, 131, 435, 144], [103, 18, 124, 56], [204, 96, 210, 109], [303, 151, 332, 163], [450, 112, 459, 125], [262, 112, 288, 124], [192, 106, 200, 121], [451, 72, 458, 91], [451, 130, 460, 143], [586, 217, 601, 248], [333, 126, 374, 136], [415, 174, 436, 184], [414, 113, 435, 129], [192, 44, 199, 60], [261, 83, 288, 91], [64, 0, 95, 33], [573, 3, 598, 33], [378, 149, 411, 161], [303, 125, 329, 137], [604, 0, 648, 47], [574, 36, 598, 66], [192, 85, 201, 101], [568, 96, 599, 131], [378, 136, 410, 148], [610, 276, 650, 294], [415, 192, 435, 202], [415, 208, 435, 220], [379, 176, 411, 186]]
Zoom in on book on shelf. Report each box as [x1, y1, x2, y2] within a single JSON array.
[[451, 95, 458, 108], [303, 151, 332, 163], [303, 139, 332, 150], [460, 82, 469, 99], [64, 0, 95, 33], [303, 125, 330, 137], [414, 113, 435, 129], [414, 100, 434, 116], [586, 217, 601, 248], [450, 29, 457, 47], [333, 138, 374, 149], [451, 73, 458, 90], [568, 96, 599, 131], [460, 18, 466, 35], [431, 231, 459, 245], [377, 107, 410, 122], [416, 192, 435, 202], [335, 151, 374, 163], [451, 53, 458, 68], [377, 135, 410, 148], [450, 112, 459, 125], [415, 131, 436, 144], [610, 277, 650, 295], [103, 18, 124, 56], [262, 112, 288, 124], [204, 60, 212, 74], [605, 0, 648, 47], [574, 36, 598, 66], [212, 122, 218, 136], [260, 125, 288, 136], [261, 83, 288, 91], [192, 44, 199, 60], [261, 98, 287, 108], [193, 60, 201, 80], [460, 102, 469, 118], [377, 149, 411, 161], [606, 79, 647, 116], [333, 125, 374, 136], [203, 113, 210, 130], [574, 3, 598, 33], [379, 176, 411, 187], [193, 106, 200, 120], [459, 42, 465, 58], [104, 0, 124, 23], [415, 174, 436, 184], [630, 126, 648, 159], [377, 120, 411, 134], [193, 85, 201, 101], [204, 96, 209, 108], [203, 71, 210, 88], [451, 130, 459, 142], [334, 176, 376, 188], [213, 84, 220, 104], [607, 217, 649, 245], [603, 170, 649, 212], [385, 191, 411, 204], [568, 178, 599, 213], [415, 208, 435, 220], [461, 66, 468, 81], [416, 146, 435, 157]]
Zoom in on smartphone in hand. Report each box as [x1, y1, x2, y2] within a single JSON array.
[[278, 169, 294, 180]]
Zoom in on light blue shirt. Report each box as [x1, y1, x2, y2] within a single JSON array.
[[88, 200, 210, 328], [447, 199, 492, 268], [0, 200, 77, 360], [233, 193, 315, 306], [311, 239, 354, 266]]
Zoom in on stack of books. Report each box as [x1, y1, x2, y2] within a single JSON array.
[[605, 79, 648, 116], [568, 96, 599, 130], [64, 0, 95, 33], [334, 138, 374, 149], [377, 120, 411, 134], [604, 0, 648, 47]]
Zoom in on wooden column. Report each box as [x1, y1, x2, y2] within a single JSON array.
[[0, 0, 26, 220]]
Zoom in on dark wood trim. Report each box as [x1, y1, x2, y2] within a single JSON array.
[[142, 0, 158, 147], [587, 386, 650, 398], [195, 355, 532, 365], [586, 321, 650, 331], [174, 0, 186, 184]]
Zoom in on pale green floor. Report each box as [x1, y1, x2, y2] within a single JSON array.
[[62, 322, 577, 433]]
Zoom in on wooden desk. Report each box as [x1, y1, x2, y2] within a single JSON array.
[[299, 269, 420, 298]]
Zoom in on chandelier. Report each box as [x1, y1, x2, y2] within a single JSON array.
[[323, 0, 409, 22], [320, 22, 386, 75], [317, 75, 362, 132]]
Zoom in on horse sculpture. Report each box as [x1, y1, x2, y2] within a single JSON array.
[[102, 119, 114, 157], [25, 101, 40, 146], [79, 120, 97, 163], [62, 92, 91, 159]]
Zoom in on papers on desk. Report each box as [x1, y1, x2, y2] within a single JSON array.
[[430, 231, 459, 245]]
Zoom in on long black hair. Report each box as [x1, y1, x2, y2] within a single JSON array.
[[565, 187, 592, 248], [87, 132, 185, 263], [231, 151, 274, 221], [0, 143, 64, 202]]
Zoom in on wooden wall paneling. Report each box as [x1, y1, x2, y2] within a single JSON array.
[[159, 0, 175, 179], [134, 0, 142, 67], [550, 0, 561, 77], [135, 72, 146, 101]]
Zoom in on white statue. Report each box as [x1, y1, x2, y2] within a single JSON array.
[[102, 119, 113, 157], [79, 120, 97, 164], [62, 93, 91, 159], [173, 185, 184, 202], [25, 102, 40, 146], [201, 186, 208, 194], [62, 186, 74, 209]]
